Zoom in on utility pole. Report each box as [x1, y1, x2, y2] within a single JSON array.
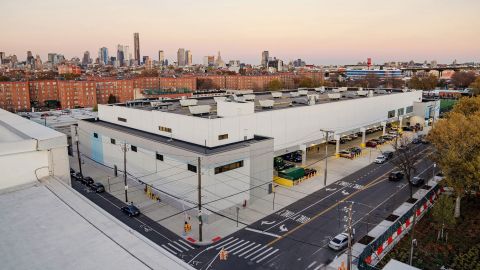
[[409, 205, 417, 266], [347, 202, 354, 270], [320, 129, 334, 187], [75, 126, 83, 176], [122, 142, 128, 202], [197, 157, 203, 242]]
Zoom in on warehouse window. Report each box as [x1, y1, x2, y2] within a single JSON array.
[[93, 132, 98, 138], [398, 108, 405, 116], [110, 138, 116, 144], [387, 110, 396, 118], [218, 134, 228, 140], [406, 106, 413, 113], [131, 145, 137, 152], [188, 164, 197, 173], [159, 126, 172, 133], [118, 117, 127, 122], [215, 161, 244, 174], [156, 153, 164, 161]]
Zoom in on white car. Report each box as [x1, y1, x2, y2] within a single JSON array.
[[374, 155, 387, 164], [329, 233, 349, 250]]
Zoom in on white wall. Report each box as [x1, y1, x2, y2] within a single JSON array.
[[98, 91, 422, 151], [0, 151, 49, 191]]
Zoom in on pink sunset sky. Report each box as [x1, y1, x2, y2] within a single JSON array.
[[1, 0, 479, 65]]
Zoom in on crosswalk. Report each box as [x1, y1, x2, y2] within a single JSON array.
[[209, 237, 280, 264], [161, 239, 195, 255]]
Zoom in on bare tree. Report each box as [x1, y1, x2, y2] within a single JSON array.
[[389, 133, 423, 200]]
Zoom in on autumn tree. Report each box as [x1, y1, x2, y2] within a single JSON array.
[[267, 79, 283, 91], [468, 76, 480, 96], [431, 195, 455, 242], [107, 94, 117, 104], [298, 77, 314, 88], [408, 74, 438, 90], [451, 71, 476, 89], [428, 96, 480, 217]]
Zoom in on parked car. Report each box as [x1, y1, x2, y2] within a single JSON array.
[[82, 176, 94, 186], [91, 183, 105, 193], [329, 233, 351, 250], [412, 138, 421, 144], [380, 135, 394, 141], [71, 172, 83, 181], [389, 171, 404, 181], [366, 140, 378, 148], [328, 139, 337, 145], [383, 151, 394, 159], [420, 138, 430, 144], [121, 204, 140, 217], [349, 147, 362, 155], [410, 176, 425, 187], [341, 136, 353, 141], [350, 133, 359, 139], [376, 138, 386, 144], [402, 126, 414, 131], [70, 168, 75, 174], [374, 155, 387, 164]]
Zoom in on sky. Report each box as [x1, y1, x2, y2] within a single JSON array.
[[1, 0, 479, 65]]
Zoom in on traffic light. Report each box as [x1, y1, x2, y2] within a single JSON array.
[[219, 248, 228, 261]]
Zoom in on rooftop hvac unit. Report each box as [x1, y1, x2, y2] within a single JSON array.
[[189, 105, 211, 115], [292, 97, 309, 105], [342, 91, 356, 98], [243, 94, 256, 101], [375, 89, 388, 95], [328, 93, 341, 100], [307, 94, 320, 101], [298, 90, 308, 96], [180, 99, 198, 107], [231, 95, 246, 102], [271, 92, 283, 98], [214, 96, 227, 102], [315, 86, 325, 93], [357, 90, 368, 96], [259, 99, 275, 108], [332, 88, 340, 93], [290, 92, 299, 97], [368, 90, 374, 97], [338, 87, 348, 92]]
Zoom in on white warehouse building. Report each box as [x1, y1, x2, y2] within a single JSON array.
[[76, 89, 424, 220]]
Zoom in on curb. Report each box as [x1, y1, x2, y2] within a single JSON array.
[[182, 235, 223, 246]]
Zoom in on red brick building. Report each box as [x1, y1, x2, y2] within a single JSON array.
[[28, 80, 58, 106], [0, 81, 30, 111], [96, 78, 134, 104], [57, 80, 97, 109]]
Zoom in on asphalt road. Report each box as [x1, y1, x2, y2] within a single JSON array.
[[192, 143, 434, 270], [72, 142, 433, 270]]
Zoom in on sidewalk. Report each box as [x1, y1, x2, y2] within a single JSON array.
[[69, 130, 426, 244]]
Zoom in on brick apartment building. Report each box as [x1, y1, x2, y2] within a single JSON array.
[[0, 81, 30, 111], [96, 78, 135, 104], [29, 80, 58, 106], [57, 80, 97, 109]]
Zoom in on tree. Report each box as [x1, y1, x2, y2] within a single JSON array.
[[267, 79, 283, 91], [197, 78, 217, 90], [452, 244, 480, 270], [428, 96, 480, 218], [451, 71, 476, 89], [364, 73, 380, 88], [431, 195, 455, 242], [107, 94, 117, 104], [408, 75, 438, 90], [390, 135, 423, 200], [298, 77, 314, 88], [468, 76, 480, 96]]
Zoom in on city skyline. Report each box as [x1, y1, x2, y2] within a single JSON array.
[[2, 0, 480, 65]]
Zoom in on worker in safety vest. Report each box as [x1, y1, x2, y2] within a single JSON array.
[[219, 248, 228, 260], [184, 221, 192, 233]]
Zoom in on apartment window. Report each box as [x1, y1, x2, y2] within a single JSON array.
[[387, 110, 396, 118], [131, 145, 137, 152], [110, 138, 116, 144], [118, 117, 127, 122], [218, 134, 229, 140], [215, 161, 244, 174], [188, 164, 197, 173], [93, 132, 98, 138], [156, 153, 164, 161], [159, 126, 172, 133], [398, 108, 405, 116], [406, 106, 413, 114]]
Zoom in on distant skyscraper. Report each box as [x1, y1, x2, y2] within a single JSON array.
[[158, 50, 165, 66], [186, 50, 192, 66], [82, 51, 90, 66], [261, 51, 269, 67], [134, 32, 140, 65], [216, 51, 225, 67], [117, 45, 125, 66], [177, 48, 186, 66], [27, 51, 34, 65], [124, 45, 131, 65], [47, 53, 56, 63], [98, 47, 109, 65], [0, 52, 5, 64]]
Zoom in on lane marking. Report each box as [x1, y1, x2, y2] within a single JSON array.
[[244, 246, 268, 259], [168, 242, 182, 253], [173, 241, 189, 251], [245, 227, 281, 238], [238, 243, 262, 258], [215, 238, 238, 250], [162, 244, 177, 255], [178, 239, 195, 250], [223, 239, 245, 251], [209, 236, 233, 249], [314, 265, 325, 270], [251, 247, 273, 261], [228, 241, 250, 253], [307, 261, 317, 268], [234, 242, 256, 255], [257, 248, 279, 264]]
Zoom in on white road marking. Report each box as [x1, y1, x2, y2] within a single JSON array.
[[233, 242, 256, 255], [314, 264, 325, 270], [244, 246, 268, 259], [256, 248, 279, 264], [223, 239, 245, 251], [238, 243, 262, 257], [215, 238, 238, 250], [261, 220, 275, 226], [178, 239, 195, 249], [162, 244, 177, 255], [228, 241, 250, 253], [279, 224, 288, 232], [245, 227, 281, 238], [251, 247, 273, 261], [174, 241, 189, 251], [168, 242, 183, 253], [209, 237, 234, 249], [307, 261, 317, 268]]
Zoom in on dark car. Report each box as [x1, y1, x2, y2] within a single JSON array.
[[70, 168, 75, 174], [389, 171, 404, 181], [366, 140, 378, 148], [82, 176, 94, 186], [91, 183, 105, 193], [380, 135, 394, 141], [383, 151, 394, 159], [121, 204, 140, 217], [410, 177, 425, 187], [375, 138, 386, 145], [339, 150, 354, 158], [349, 147, 362, 155], [402, 126, 414, 131], [71, 172, 83, 181], [412, 138, 421, 144]]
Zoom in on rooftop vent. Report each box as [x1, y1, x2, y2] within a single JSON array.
[[214, 96, 227, 102], [259, 99, 274, 109], [189, 105, 211, 115], [180, 99, 198, 107], [243, 94, 256, 101], [328, 93, 341, 100], [315, 86, 326, 93], [298, 90, 308, 96], [375, 89, 388, 95], [357, 90, 368, 97], [271, 92, 283, 98], [290, 92, 299, 97]]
